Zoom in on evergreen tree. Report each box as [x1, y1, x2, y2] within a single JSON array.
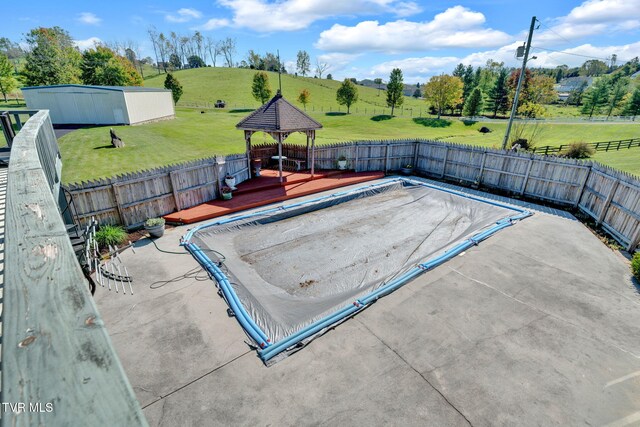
[[386, 68, 404, 116], [251, 71, 272, 104], [581, 78, 610, 118], [336, 78, 358, 113], [463, 87, 484, 117], [413, 88, 422, 98], [606, 77, 629, 118], [487, 68, 509, 117], [164, 73, 183, 104], [623, 87, 640, 120]]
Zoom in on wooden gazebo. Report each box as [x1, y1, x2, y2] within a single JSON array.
[[237, 91, 322, 183]]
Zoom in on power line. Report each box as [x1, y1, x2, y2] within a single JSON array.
[[536, 21, 573, 45], [531, 46, 633, 64]]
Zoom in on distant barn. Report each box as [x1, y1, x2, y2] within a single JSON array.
[[21, 84, 175, 125]]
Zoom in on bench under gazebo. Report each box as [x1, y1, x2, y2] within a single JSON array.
[[237, 91, 322, 183]]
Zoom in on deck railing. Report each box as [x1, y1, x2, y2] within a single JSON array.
[[2, 111, 146, 426]]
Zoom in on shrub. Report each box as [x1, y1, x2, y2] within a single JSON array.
[[95, 225, 127, 248], [632, 252, 640, 281], [561, 141, 595, 159], [145, 217, 165, 227]]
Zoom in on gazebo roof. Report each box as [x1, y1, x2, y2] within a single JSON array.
[[236, 92, 322, 133]]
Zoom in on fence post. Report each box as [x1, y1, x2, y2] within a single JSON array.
[[413, 141, 419, 170], [354, 143, 359, 172], [111, 184, 126, 225], [628, 226, 640, 252], [520, 158, 534, 195], [597, 179, 620, 225], [384, 143, 390, 173], [169, 170, 182, 211], [477, 152, 487, 184], [575, 165, 592, 208], [441, 146, 449, 179]]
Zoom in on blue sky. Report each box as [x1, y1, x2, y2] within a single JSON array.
[[5, 0, 640, 83]]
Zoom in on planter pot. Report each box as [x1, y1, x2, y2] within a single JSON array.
[[400, 167, 413, 175], [224, 176, 237, 190], [222, 192, 233, 200], [337, 160, 347, 170], [145, 224, 165, 238]]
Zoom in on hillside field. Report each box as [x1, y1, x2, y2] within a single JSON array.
[[56, 67, 640, 183]]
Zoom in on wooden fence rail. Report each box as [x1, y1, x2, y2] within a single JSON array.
[[532, 138, 640, 155], [67, 139, 640, 251], [3, 111, 146, 426]]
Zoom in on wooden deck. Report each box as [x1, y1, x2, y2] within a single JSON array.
[[163, 169, 385, 224]]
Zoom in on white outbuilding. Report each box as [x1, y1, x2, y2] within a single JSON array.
[[22, 84, 175, 125]]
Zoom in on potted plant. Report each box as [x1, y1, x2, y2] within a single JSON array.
[[144, 217, 165, 238], [221, 186, 233, 200], [224, 173, 237, 190], [337, 155, 348, 170], [401, 164, 413, 175]]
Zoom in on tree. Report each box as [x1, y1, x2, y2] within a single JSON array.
[[413, 88, 422, 98], [296, 50, 310, 76], [423, 74, 463, 119], [581, 78, 610, 118], [219, 37, 236, 67], [529, 75, 557, 104], [169, 53, 181, 70], [580, 59, 608, 77], [623, 87, 640, 120], [326, 73, 333, 80], [298, 88, 310, 110], [487, 68, 509, 117], [0, 53, 17, 102], [164, 73, 183, 104], [336, 78, 358, 113], [463, 87, 483, 117], [246, 50, 261, 69], [187, 55, 205, 68], [315, 59, 328, 79], [22, 26, 82, 86], [606, 77, 629, 118], [386, 68, 404, 116], [81, 46, 142, 86], [566, 80, 588, 106], [373, 77, 383, 96], [147, 26, 162, 75], [252, 71, 272, 104]]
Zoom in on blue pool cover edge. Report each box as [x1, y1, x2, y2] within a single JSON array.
[[182, 177, 532, 362]]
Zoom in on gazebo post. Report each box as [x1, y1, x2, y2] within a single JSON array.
[[245, 131, 252, 179], [277, 133, 284, 183], [311, 131, 316, 177], [306, 133, 310, 170]]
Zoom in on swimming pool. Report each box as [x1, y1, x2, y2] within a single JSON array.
[[182, 178, 531, 364]]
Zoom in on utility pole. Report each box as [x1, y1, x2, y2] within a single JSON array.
[[502, 16, 537, 150]]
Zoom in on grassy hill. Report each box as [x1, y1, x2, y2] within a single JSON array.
[[143, 67, 426, 113], [57, 67, 640, 183]]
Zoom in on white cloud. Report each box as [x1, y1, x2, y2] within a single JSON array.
[[536, 0, 640, 44], [216, 0, 422, 32], [77, 12, 101, 25], [196, 18, 231, 30], [317, 52, 362, 74], [166, 8, 203, 23], [315, 6, 513, 53], [74, 37, 102, 51]]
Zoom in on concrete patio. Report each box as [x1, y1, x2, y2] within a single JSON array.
[[94, 178, 640, 427]]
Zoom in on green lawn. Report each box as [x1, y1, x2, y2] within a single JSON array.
[[59, 108, 640, 183]]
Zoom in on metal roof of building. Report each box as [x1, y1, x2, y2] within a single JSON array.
[[21, 84, 170, 93], [236, 92, 322, 132]]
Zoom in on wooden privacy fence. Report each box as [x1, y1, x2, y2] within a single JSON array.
[[67, 139, 640, 251], [66, 153, 249, 227]]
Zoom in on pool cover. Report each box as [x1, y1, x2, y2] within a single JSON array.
[[183, 178, 531, 363]]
